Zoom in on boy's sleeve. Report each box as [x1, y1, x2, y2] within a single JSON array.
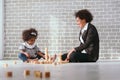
[[35, 45, 40, 52], [36, 46, 45, 54], [19, 43, 25, 50]]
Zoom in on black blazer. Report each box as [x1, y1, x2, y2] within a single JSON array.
[[75, 23, 99, 62]]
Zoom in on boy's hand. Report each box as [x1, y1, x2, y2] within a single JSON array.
[[37, 52, 45, 59], [24, 52, 30, 58]]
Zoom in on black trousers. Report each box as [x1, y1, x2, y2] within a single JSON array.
[[62, 52, 89, 62]]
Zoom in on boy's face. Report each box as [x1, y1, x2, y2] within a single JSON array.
[[27, 37, 36, 45]]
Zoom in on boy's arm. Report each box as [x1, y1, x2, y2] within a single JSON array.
[[37, 51, 45, 59], [20, 50, 30, 58]]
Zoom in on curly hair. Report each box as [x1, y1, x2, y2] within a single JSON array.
[[22, 28, 38, 41], [75, 9, 93, 22]]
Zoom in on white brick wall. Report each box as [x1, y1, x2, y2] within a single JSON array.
[[4, 0, 120, 60]]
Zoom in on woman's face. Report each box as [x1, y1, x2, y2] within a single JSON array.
[[76, 17, 86, 29], [27, 37, 36, 45]]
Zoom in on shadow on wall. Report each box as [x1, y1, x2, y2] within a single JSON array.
[[48, 15, 67, 55]]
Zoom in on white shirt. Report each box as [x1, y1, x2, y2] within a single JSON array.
[[19, 42, 40, 57], [80, 23, 88, 53]]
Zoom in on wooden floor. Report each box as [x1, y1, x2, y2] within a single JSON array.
[[0, 60, 120, 80]]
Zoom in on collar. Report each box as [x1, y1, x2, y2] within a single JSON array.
[[81, 23, 88, 34], [23, 42, 36, 49]]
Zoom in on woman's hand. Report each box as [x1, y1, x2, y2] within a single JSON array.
[[66, 48, 76, 60]]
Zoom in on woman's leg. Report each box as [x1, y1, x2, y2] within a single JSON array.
[[61, 53, 68, 61], [18, 53, 28, 62], [69, 52, 89, 62]]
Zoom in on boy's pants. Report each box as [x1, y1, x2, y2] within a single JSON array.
[[18, 53, 43, 62]]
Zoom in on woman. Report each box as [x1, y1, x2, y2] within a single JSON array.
[[62, 9, 99, 62]]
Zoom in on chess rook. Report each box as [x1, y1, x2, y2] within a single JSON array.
[[45, 48, 49, 61]]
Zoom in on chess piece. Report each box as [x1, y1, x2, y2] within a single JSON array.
[[4, 63, 8, 68], [44, 71, 50, 78], [6, 71, 12, 77], [45, 48, 49, 61], [24, 70, 30, 76], [34, 71, 42, 78], [13, 61, 17, 64]]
